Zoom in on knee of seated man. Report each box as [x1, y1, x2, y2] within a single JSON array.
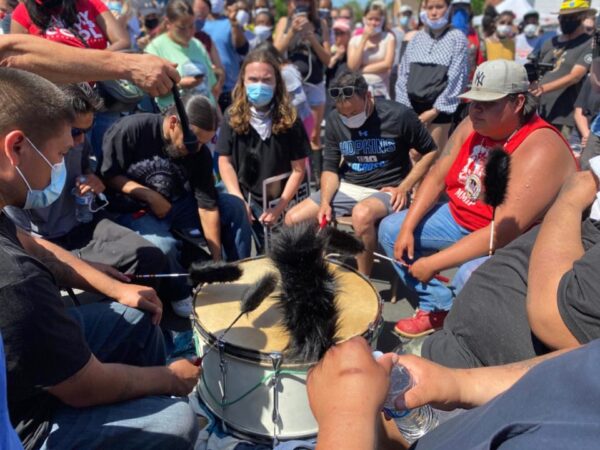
[[351, 203, 376, 230], [144, 398, 200, 448]]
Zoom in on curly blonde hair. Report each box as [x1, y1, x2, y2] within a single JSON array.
[[228, 50, 297, 135]]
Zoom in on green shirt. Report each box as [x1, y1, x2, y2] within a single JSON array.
[[146, 33, 217, 109]]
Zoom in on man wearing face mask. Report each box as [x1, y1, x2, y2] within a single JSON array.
[[285, 72, 438, 277], [101, 95, 252, 315], [0, 0, 16, 35], [484, 10, 516, 61], [515, 10, 541, 65], [532, 0, 594, 136], [0, 68, 201, 450], [200, 0, 249, 112]]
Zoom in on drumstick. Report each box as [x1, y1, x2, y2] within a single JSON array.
[[127, 273, 189, 279], [373, 252, 450, 283], [171, 85, 199, 154]]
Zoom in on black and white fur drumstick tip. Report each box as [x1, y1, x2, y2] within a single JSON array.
[[188, 261, 243, 285], [484, 147, 511, 208], [321, 226, 365, 255], [240, 273, 278, 315]]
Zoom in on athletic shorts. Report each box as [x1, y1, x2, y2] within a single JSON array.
[[308, 181, 393, 218]]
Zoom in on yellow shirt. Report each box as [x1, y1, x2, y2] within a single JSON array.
[[485, 38, 516, 61]]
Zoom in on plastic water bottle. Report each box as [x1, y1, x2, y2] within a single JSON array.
[[72, 175, 94, 223], [373, 351, 438, 444]]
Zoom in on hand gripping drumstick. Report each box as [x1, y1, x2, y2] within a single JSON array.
[[373, 252, 450, 283]]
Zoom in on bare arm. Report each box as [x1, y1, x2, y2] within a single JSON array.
[[198, 207, 222, 261], [416, 129, 576, 280], [276, 159, 307, 211], [361, 34, 396, 75], [527, 171, 598, 350], [346, 36, 367, 71], [96, 10, 131, 51], [0, 34, 179, 96], [573, 106, 590, 141], [398, 150, 438, 193], [306, 19, 330, 66], [538, 65, 588, 95], [48, 355, 199, 408], [273, 17, 294, 53], [218, 155, 244, 200]]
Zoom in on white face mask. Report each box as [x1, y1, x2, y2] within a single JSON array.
[[236, 9, 250, 27], [210, 0, 225, 15], [363, 18, 383, 34], [254, 24, 273, 41], [523, 23, 538, 38], [340, 100, 368, 129], [496, 24, 513, 38], [419, 9, 449, 31]]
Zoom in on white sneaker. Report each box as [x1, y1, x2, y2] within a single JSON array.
[[171, 296, 193, 318]]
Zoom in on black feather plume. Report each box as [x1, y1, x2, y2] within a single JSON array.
[[189, 261, 243, 285], [269, 221, 338, 361], [484, 148, 511, 208], [240, 273, 278, 315], [321, 227, 365, 255]]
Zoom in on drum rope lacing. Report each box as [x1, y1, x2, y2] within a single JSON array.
[[201, 369, 307, 408]]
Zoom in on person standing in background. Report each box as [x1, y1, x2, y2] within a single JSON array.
[[274, 0, 330, 189], [192, 0, 225, 90], [515, 10, 541, 65], [0, 0, 17, 34], [450, 0, 483, 82], [395, 0, 467, 155], [200, 0, 249, 112], [347, 1, 395, 100], [484, 10, 516, 60], [532, 0, 593, 136]]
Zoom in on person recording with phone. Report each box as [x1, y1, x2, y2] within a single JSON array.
[[274, 0, 331, 190]]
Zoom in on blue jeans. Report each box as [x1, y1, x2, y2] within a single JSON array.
[[378, 203, 471, 312], [117, 193, 251, 301], [40, 302, 199, 450]]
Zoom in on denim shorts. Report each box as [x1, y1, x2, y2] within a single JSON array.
[[303, 80, 326, 107]]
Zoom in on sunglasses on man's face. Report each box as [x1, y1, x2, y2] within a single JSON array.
[[71, 126, 93, 137], [328, 86, 358, 99]]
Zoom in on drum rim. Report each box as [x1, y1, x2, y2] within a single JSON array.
[[192, 255, 383, 364]]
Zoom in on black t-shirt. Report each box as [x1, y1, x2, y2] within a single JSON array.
[[216, 113, 311, 203], [0, 214, 91, 450], [323, 98, 437, 189], [538, 33, 592, 127], [100, 113, 218, 213], [574, 76, 600, 121]]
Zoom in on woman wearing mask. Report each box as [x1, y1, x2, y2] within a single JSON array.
[[11, 0, 130, 50], [484, 10, 516, 61], [217, 49, 311, 251], [515, 11, 541, 65], [252, 10, 274, 47], [395, 0, 467, 153], [347, 1, 395, 99], [145, 0, 218, 110], [274, 0, 330, 189]]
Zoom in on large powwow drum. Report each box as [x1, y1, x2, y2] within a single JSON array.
[[192, 256, 383, 442]]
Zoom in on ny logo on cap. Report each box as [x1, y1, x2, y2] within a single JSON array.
[[475, 71, 486, 87]]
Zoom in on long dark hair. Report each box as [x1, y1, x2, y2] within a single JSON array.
[[24, 0, 79, 31]]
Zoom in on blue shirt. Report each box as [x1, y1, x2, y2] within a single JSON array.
[[202, 17, 244, 93], [0, 333, 24, 450]]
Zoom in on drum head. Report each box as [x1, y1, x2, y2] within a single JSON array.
[[193, 257, 380, 356]]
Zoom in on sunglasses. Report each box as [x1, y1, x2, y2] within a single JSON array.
[[71, 125, 93, 137], [329, 86, 359, 99]]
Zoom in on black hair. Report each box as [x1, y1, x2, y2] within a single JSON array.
[[166, 94, 218, 131], [0, 67, 74, 144], [165, 0, 193, 21], [507, 92, 538, 124], [23, 0, 79, 32], [59, 83, 103, 114], [330, 71, 369, 99]]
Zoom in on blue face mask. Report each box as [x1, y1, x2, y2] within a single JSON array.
[[451, 8, 469, 35], [420, 10, 449, 31], [15, 137, 67, 210], [399, 16, 410, 28], [246, 82, 274, 107]]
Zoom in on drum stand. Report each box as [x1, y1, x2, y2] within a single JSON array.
[[217, 338, 229, 434], [269, 352, 283, 448]]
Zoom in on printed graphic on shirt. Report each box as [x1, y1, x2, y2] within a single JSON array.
[[43, 12, 105, 47], [339, 137, 397, 172], [453, 143, 490, 206], [127, 156, 190, 202]]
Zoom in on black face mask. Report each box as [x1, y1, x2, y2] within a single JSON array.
[[144, 17, 160, 30], [43, 0, 63, 10], [559, 17, 581, 35]]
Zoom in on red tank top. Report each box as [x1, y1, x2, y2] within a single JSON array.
[[445, 115, 576, 232]]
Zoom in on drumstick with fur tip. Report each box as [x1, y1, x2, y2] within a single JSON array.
[[484, 148, 510, 257]]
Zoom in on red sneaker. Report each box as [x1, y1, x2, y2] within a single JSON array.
[[394, 309, 448, 338]]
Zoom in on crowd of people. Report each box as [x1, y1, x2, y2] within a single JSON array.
[[2, 0, 600, 448]]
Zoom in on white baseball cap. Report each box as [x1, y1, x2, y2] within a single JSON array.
[[459, 60, 530, 102]]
